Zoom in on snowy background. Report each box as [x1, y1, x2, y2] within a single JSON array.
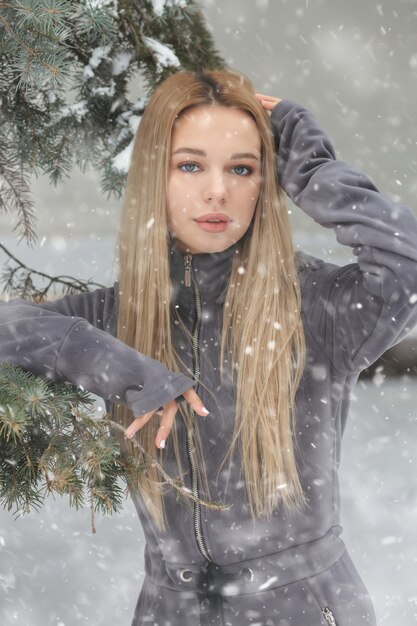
[[1, 378, 416, 625], [1, 0, 417, 624]]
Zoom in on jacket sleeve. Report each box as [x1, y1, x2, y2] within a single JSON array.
[[0, 287, 195, 415], [271, 100, 417, 374]]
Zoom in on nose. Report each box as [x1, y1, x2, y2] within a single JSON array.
[[202, 171, 228, 204]]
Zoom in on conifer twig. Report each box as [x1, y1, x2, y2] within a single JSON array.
[[0, 15, 54, 84], [0, 242, 106, 298], [0, 362, 229, 535], [100, 417, 229, 513]]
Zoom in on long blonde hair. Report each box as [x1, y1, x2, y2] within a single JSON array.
[[115, 69, 307, 530]]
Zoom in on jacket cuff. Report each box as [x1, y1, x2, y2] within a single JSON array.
[[126, 374, 195, 416], [270, 98, 304, 121]]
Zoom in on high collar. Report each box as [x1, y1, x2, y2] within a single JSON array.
[[169, 239, 240, 308]]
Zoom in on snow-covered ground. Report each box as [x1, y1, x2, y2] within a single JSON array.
[[0, 375, 416, 625]]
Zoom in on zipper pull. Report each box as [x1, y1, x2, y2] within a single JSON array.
[[184, 253, 193, 288], [322, 607, 337, 626]]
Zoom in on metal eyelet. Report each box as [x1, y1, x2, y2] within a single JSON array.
[[179, 568, 193, 582], [241, 567, 254, 582]]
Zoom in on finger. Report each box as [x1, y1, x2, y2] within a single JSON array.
[[125, 410, 154, 439], [254, 94, 282, 111], [261, 99, 281, 110], [182, 387, 209, 416], [255, 93, 281, 102], [155, 400, 177, 449]]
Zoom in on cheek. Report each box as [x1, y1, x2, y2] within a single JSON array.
[[237, 182, 260, 226], [167, 175, 193, 208], [167, 176, 178, 205], [167, 179, 181, 222], [242, 179, 261, 207], [167, 192, 192, 228]]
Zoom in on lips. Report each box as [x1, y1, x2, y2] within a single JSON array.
[[195, 213, 231, 223]]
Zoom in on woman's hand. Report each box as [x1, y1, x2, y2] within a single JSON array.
[[254, 93, 282, 115], [124, 387, 208, 449]]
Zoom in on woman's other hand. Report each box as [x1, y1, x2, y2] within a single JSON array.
[[124, 387, 208, 449], [254, 93, 282, 115]]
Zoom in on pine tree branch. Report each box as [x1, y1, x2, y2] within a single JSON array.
[[0, 2, 69, 89], [0, 364, 229, 533], [100, 417, 229, 514], [0, 132, 38, 244], [0, 242, 106, 299]]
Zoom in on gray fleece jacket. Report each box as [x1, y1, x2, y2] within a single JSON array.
[[1, 100, 417, 626]]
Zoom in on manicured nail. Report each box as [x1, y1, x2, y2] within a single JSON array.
[[159, 439, 166, 449], [202, 406, 209, 415]]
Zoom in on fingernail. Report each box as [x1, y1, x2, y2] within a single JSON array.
[[202, 406, 209, 415], [159, 439, 166, 449]]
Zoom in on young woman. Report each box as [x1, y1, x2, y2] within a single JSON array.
[[1, 69, 417, 626]]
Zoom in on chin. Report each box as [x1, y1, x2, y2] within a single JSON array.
[[197, 239, 233, 254], [172, 234, 241, 255]]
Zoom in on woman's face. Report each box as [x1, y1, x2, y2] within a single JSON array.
[[167, 104, 262, 254]]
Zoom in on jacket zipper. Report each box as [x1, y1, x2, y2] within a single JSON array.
[[184, 253, 224, 626], [322, 607, 337, 626], [185, 255, 336, 626], [184, 253, 213, 562]]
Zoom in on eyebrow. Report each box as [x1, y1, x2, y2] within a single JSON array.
[[171, 147, 260, 160]]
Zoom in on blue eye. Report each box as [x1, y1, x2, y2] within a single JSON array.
[[232, 165, 252, 176], [179, 163, 200, 173]]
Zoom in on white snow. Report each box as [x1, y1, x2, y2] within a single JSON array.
[[57, 100, 89, 122], [84, 44, 112, 79], [85, 0, 117, 10], [151, 0, 187, 16], [91, 82, 116, 98], [112, 49, 134, 76], [125, 110, 143, 135], [112, 140, 135, 174], [372, 366, 385, 388], [85, 44, 112, 72], [258, 575, 278, 590], [151, 0, 166, 15], [142, 36, 180, 71]]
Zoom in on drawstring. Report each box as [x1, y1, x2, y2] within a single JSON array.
[[196, 563, 225, 626]]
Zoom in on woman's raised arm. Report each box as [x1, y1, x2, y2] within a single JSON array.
[[269, 99, 417, 373]]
